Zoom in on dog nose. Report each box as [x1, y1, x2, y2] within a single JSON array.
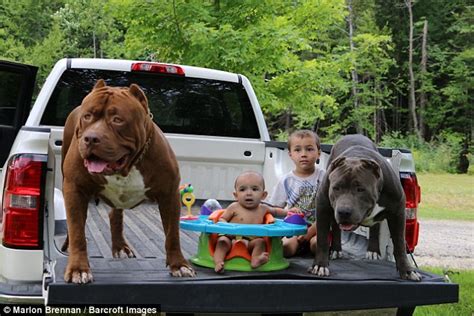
[[83, 132, 101, 146], [337, 207, 352, 220]]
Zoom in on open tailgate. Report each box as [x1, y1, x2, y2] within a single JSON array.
[[45, 201, 458, 313]]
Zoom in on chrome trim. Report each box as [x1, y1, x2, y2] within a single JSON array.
[[0, 293, 44, 304]]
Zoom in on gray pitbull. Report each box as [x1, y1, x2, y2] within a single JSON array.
[[310, 134, 421, 281]]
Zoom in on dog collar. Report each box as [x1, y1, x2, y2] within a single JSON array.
[[134, 136, 152, 166]]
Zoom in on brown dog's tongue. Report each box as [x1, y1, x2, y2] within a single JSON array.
[[85, 159, 108, 173]]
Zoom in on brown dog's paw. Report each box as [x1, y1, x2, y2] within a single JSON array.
[[170, 265, 196, 277], [112, 243, 136, 258], [308, 265, 330, 277], [64, 267, 93, 284]]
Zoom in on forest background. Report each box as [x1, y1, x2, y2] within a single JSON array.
[[0, 0, 472, 173]]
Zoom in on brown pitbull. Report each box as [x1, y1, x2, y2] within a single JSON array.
[[309, 134, 421, 281], [61, 79, 195, 283]]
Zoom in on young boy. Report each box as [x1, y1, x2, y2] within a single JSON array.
[[213, 171, 288, 274], [268, 130, 325, 257]]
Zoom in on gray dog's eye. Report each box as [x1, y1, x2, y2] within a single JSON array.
[[332, 186, 340, 191], [356, 187, 365, 192]]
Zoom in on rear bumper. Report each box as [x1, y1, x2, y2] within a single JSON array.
[[0, 282, 43, 304], [0, 246, 44, 281]]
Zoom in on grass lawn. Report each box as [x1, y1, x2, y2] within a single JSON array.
[[414, 174, 473, 315], [414, 268, 473, 316], [417, 173, 474, 221]]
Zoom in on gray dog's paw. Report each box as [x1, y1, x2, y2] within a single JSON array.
[[330, 250, 343, 260], [365, 251, 381, 260], [401, 270, 422, 281], [170, 266, 197, 277], [308, 265, 330, 277]]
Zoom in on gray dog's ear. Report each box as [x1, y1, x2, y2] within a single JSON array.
[[330, 156, 346, 171], [361, 159, 381, 179], [93, 79, 106, 89]]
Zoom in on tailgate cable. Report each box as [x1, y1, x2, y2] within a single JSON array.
[[406, 244, 418, 269]]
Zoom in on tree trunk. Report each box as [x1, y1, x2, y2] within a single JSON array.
[[405, 0, 421, 138], [347, 0, 363, 134], [374, 80, 383, 143], [419, 19, 428, 140], [93, 31, 97, 58], [285, 109, 292, 132]]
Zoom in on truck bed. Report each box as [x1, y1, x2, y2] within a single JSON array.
[[48, 202, 458, 313]]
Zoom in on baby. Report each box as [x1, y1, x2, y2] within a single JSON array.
[[213, 171, 288, 273]]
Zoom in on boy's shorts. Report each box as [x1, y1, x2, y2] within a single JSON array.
[[296, 239, 311, 256]]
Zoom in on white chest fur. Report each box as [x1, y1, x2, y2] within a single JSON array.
[[100, 167, 149, 209], [361, 204, 385, 226]]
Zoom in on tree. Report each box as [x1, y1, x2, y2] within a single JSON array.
[[419, 19, 428, 139], [0, 0, 63, 62], [109, 0, 349, 138], [52, 0, 122, 59], [405, 0, 421, 139], [347, 0, 362, 134]]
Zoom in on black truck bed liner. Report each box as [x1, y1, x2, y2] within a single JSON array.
[[47, 202, 458, 313]]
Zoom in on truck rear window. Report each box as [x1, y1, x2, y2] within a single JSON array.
[[41, 69, 260, 139]]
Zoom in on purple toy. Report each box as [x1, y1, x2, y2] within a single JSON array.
[[200, 199, 222, 215], [284, 214, 307, 225], [200, 205, 212, 215]]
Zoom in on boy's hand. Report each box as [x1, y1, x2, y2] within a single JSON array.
[[307, 223, 317, 237], [273, 207, 288, 217], [288, 207, 303, 215], [298, 223, 316, 242]]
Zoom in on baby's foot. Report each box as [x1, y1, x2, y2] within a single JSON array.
[[251, 252, 269, 268], [214, 261, 225, 274]]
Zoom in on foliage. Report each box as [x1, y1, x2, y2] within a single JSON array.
[[380, 131, 466, 173], [374, 0, 472, 144], [0, 0, 471, 154]]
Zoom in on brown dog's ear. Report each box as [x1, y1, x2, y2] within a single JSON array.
[[330, 156, 346, 171], [361, 158, 381, 179], [129, 84, 149, 112], [93, 79, 106, 89]]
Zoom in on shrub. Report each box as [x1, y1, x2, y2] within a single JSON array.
[[380, 132, 467, 173]]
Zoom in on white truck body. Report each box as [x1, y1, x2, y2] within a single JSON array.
[[0, 58, 419, 305]]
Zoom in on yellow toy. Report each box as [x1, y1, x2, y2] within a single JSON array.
[[180, 184, 198, 220]]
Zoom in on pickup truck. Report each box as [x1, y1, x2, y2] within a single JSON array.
[[0, 58, 458, 314]]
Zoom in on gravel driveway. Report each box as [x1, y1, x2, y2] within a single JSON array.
[[413, 219, 474, 270]]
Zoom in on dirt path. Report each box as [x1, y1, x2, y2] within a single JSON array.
[[413, 219, 474, 270]]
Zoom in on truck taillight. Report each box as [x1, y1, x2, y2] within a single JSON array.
[[131, 62, 185, 75], [1, 154, 46, 249], [400, 172, 421, 253]]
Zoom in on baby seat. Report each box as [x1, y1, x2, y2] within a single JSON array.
[[180, 209, 307, 272]]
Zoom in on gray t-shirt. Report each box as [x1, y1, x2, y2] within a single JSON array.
[[268, 169, 325, 224]]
